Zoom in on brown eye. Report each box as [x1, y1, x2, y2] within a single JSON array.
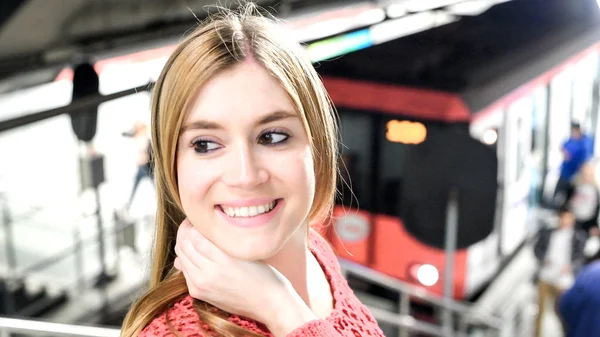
[[258, 132, 289, 145], [192, 139, 221, 153]]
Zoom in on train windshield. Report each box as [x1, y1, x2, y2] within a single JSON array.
[[336, 110, 497, 249]]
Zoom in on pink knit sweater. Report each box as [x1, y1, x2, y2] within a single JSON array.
[[140, 230, 385, 336]]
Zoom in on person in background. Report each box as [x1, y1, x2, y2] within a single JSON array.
[[554, 123, 591, 209], [122, 120, 153, 210], [533, 207, 587, 337], [568, 161, 600, 237], [558, 249, 600, 337]]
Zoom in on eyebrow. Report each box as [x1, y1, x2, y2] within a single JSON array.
[[181, 110, 298, 133]]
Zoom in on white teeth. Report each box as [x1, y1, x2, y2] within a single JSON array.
[[222, 201, 277, 218], [249, 206, 258, 216]]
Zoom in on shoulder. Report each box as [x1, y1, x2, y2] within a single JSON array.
[[573, 261, 600, 292], [139, 296, 269, 337], [139, 296, 212, 337], [309, 229, 341, 272]]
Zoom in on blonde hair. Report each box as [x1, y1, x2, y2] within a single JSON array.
[[120, 4, 339, 337]]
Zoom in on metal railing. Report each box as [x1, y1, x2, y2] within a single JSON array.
[[0, 317, 120, 337], [339, 258, 503, 327], [338, 258, 517, 337]]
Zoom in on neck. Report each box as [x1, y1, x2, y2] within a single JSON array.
[[263, 224, 312, 305]]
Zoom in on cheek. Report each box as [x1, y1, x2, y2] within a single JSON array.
[[176, 153, 219, 212], [271, 145, 315, 197]]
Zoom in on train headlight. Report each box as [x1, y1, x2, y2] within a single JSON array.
[[416, 264, 439, 286], [482, 129, 498, 145]]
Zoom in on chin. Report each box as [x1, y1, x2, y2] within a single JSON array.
[[220, 238, 283, 261]]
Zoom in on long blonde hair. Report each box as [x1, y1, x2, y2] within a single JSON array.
[[120, 4, 339, 337]]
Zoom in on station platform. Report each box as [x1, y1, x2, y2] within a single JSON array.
[[0, 152, 580, 337], [0, 202, 563, 337]]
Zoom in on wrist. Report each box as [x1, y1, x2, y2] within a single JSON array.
[[264, 291, 318, 337]]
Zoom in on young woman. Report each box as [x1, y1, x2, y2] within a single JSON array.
[[120, 4, 385, 337]]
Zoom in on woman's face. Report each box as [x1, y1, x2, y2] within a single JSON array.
[[176, 60, 316, 261]]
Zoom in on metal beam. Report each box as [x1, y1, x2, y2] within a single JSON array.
[[0, 0, 27, 30], [0, 83, 152, 134]]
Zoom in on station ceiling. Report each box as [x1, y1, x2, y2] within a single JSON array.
[[0, 0, 524, 93]]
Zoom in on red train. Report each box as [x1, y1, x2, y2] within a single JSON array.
[[315, 0, 600, 299]]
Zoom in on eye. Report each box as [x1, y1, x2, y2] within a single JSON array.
[[192, 139, 222, 154], [258, 131, 290, 145]]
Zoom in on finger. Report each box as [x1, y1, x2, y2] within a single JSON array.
[[176, 218, 192, 245], [179, 252, 210, 298], [180, 266, 200, 298], [189, 226, 228, 263], [178, 238, 206, 270], [175, 218, 194, 258], [174, 257, 181, 271]]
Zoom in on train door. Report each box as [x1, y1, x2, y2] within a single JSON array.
[[593, 53, 600, 153], [329, 110, 377, 265], [531, 87, 549, 207], [595, 57, 600, 155], [468, 111, 503, 293], [572, 53, 598, 135], [543, 69, 573, 203], [500, 96, 533, 255]]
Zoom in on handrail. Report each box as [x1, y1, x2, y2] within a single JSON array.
[[0, 317, 120, 337], [367, 307, 452, 337], [0, 83, 152, 133], [0, 312, 452, 337], [338, 258, 503, 330], [18, 218, 135, 275]]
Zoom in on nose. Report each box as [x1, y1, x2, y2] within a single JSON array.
[[222, 142, 268, 188]]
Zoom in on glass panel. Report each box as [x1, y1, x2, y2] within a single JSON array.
[[507, 96, 533, 185], [531, 86, 548, 205], [377, 117, 431, 216], [544, 69, 573, 201], [375, 116, 496, 248], [572, 53, 598, 132], [337, 111, 374, 210], [0, 85, 153, 323]]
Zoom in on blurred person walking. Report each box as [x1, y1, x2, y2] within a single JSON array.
[[122, 121, 153, 211], [568, 161, 600, 237], [533, 208, 587, 337]]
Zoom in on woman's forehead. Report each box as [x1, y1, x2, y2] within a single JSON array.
[[184, 61, 299, 124]]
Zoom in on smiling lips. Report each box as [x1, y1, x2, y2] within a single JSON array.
[[220, 200, 278, 218], [216, 198, 283, 228]]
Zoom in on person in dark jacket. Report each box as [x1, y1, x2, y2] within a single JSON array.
[[533, 208, 587, 337], [558, 250, 600, 337]]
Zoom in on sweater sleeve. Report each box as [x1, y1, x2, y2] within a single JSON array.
[[286, 319, 342, 337]]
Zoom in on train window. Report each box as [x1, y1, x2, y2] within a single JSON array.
[[377, 117, 497, 248], [377, 117, 416, 215], [506, 97, 533, 185], [337, 111, 375, 209], [572, 53, 598, 132], [531, 86, 549, 203], [547, 70, 574, 170], [593, 53, 600, 141], [532, 87, 548, 154]]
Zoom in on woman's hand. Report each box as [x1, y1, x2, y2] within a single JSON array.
[[174, 219, 317, 336]]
